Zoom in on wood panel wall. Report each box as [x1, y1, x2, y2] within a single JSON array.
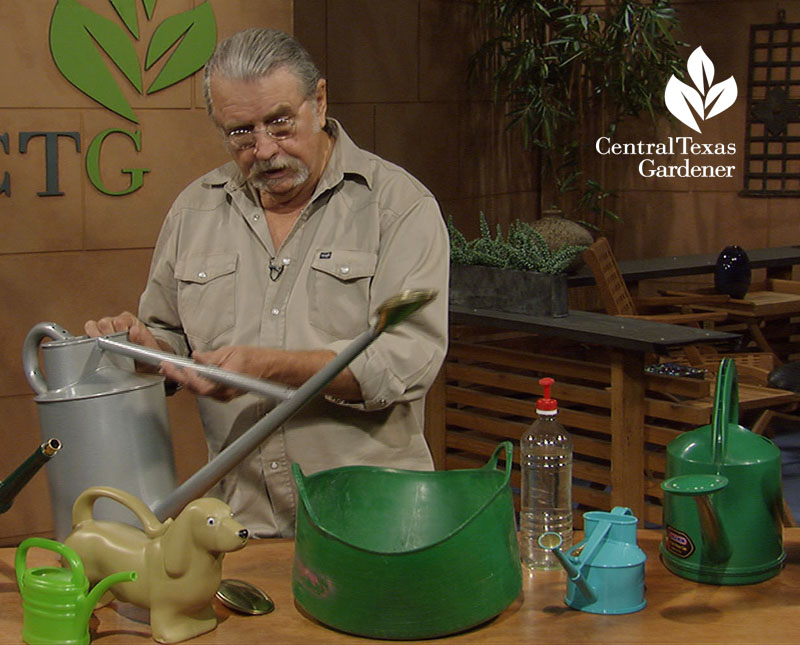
[[2, 0, 799, 544], [0, 0, 292, 545]]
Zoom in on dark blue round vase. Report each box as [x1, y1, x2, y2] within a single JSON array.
[[714, 245, 751, 299]]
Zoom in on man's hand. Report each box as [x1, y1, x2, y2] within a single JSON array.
[[85, 311, 159, 346], [161, 346, 363, 403], [84, 312, 167, 374], [160, 346, 254, 402]]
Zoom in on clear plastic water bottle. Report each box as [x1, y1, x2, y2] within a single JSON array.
[[520, 376, 573, 569]]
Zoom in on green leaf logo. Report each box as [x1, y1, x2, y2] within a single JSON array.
[[50, 0, 217, 123], [145, 3, 216, 94]]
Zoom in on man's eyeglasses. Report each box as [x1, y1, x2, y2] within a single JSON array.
[[225, 117, 296, 151]]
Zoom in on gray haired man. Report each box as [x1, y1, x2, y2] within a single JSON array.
[[85, 28, 449, 537]]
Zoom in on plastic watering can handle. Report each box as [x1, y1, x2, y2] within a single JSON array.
[[16, 537, 85, 590], [711, 358, 739, 467], [572, 517, 613, 571], [482, 441, 513, 486], [21, 322, 73, 395], [610, 506, 634, 517]]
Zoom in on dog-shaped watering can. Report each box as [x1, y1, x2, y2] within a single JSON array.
[[22, 289, 437, 539], [65, 486, 248, 644]]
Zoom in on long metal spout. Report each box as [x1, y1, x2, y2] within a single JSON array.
[[0, 439, 61, 513], [143, 289, 437, 521]]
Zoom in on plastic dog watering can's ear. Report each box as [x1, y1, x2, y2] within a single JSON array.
[[162, 512, 194, 578]]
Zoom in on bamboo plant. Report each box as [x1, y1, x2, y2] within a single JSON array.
[[472, 0, 688, 230]]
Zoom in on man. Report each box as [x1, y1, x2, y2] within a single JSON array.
[[85, 28, 449, 537]]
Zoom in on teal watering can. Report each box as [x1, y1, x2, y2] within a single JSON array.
[[539, 506, 646, 614], [660, 357, 785, 585], [16, 537, 136, 645]]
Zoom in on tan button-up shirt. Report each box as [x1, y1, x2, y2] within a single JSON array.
[[138, 121, 449, 537]]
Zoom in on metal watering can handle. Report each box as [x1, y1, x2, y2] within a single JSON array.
[[712, 358, 739, 467], [16, 536, 85, 590], [21, 323, 73, 395]]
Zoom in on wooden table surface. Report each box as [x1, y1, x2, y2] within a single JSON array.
[[3, 529, 800, 644], [449, 306, 739, 354], [568, 245, 800, 287]]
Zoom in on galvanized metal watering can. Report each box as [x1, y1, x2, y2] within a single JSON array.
[[23, 323, 177, 539], [16, 537, 136, 645], [539, 506, 647, 614], [22, 290, 437, 538], [660, 357, 785, 585]]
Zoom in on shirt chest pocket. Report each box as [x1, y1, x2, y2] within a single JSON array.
[[174, 253, 238, 346], [308, 249, 377, 339]]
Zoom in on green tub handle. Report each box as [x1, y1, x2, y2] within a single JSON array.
[[481, 441, 514, 487]]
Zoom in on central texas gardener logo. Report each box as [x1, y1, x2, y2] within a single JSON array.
[[50, 0, 217, 123], [664, 46, 738, 135]]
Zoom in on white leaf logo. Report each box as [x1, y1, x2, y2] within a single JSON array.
[[664, 46, 738, 133]]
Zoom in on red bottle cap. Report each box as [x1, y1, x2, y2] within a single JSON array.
[[536, 377, 558, 412]]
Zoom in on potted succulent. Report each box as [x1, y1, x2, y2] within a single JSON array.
[[448, 214, 590, 317]]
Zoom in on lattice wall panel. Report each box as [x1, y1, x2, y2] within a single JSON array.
[[743, 20, 800, 196]]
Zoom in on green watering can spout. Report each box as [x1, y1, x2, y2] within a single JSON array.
[[83, 569, 138, 613], [16, 537, 136, 645], [538, 532, 597, 603], [661, 473, 732, 563]]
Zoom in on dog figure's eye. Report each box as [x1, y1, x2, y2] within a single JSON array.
[[207, 517, 216, 526]]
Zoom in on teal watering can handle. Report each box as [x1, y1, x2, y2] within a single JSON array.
[[611, 506, 633, 517], [483, 441, 513, 486], [712, 358, 739, 466], [16, 537, 85, 590]]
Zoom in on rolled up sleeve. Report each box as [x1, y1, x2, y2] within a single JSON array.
[[323, 195, 449, 410]]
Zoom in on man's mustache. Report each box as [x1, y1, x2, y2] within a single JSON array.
[[249, 156, 303, 179]]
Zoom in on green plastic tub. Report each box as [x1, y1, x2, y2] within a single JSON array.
[[291, 441, 521, 640]]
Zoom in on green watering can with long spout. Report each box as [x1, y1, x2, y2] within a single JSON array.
[[660, 357, 785, 585], [15, 537, 136, 645]]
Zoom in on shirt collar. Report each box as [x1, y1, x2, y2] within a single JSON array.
[[316, 118, 373, 193]]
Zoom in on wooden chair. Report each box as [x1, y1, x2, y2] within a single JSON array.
[[583, 237, 775, 383]]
